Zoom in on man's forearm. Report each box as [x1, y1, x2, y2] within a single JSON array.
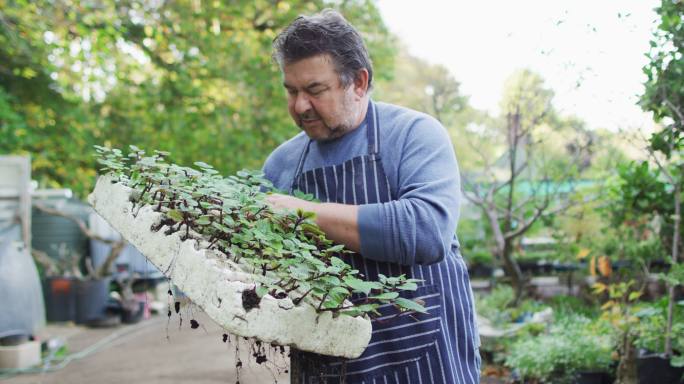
[[310, 202, 360, 252], [266, 194, 361, 252]]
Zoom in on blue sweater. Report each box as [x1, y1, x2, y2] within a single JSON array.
[[262, 101, 461, 265]]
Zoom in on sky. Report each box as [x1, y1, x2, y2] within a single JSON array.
[[375, 0, 660, 132]]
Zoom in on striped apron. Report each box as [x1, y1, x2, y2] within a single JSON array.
[[289, 100, 481, 384]]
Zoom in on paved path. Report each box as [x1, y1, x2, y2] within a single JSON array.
[[2, 312, 289, 384]]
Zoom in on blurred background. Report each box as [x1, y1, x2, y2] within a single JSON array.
[[1, 0, 683, 383]]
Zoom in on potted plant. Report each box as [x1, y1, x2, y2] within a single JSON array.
[[31, 203, 127, 325], [634, 301, 684, 384]]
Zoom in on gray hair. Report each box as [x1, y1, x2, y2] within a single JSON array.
[[272, 9, 373, 90]]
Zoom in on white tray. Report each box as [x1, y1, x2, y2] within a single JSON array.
[[88, 176, 371, 358]]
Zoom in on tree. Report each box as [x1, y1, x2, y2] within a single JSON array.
[[462, 69, 593, 301], [375, 46, 468, 124], [639, 0, 684, 361], [0, 0, 396, 198], [374, 46, 493, 175]]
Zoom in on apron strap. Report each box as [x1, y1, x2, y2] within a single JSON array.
[[290, 139, 312, 194], [366, 100, 381, 158]]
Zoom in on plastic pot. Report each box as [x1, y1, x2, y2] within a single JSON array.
[[74, 278, 110, 325], [43, 277, 77, 322], [637, 353, 684, 384]]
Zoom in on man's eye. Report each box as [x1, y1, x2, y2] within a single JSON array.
[[286, 89, 297, 96]]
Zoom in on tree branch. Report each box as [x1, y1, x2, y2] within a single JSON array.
[[34, 203, 117, 245], [33, 203, 126, 278]]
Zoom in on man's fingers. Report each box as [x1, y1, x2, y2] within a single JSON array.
[[265, 193, 294, 211]]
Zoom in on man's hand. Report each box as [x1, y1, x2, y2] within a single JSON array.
[[266, 193, 315, 213], [265, 193, 361, 252]]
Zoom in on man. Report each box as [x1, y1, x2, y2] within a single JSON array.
[[263, 9, 480, 384]]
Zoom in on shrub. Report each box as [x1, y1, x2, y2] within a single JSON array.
[[634, 300, 684, 367], [505, 315, 614, 383]]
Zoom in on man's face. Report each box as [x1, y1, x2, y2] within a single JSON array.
[[282, 54, 361, 141]]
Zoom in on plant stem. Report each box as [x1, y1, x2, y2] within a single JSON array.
[[292, 287, 315, 305], [317, 292, 329, 311], [665, 182, 680, 356]]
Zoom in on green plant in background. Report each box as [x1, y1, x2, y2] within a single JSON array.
[[546, 294, 600, 319], [505, 315, 614, 383], [476, 285, 516, 325], [639, 0, 684, 365], [466, 248, 494, 267], [95, 145, 426, 318], [593, 279, 643, 382], [634, 298, 684, 367], [475, 284, 547, 326]]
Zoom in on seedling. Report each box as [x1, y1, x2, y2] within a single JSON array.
[[94, 145, 426, 318]]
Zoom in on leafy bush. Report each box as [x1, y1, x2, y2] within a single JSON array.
[[476, 285, 547, 326], [466, 248, 494, 266], [515, 250, 559, 263], [634, 300, 684, 367], [476, 285, 515, 325], [505, 315, 614, 383], [546, 295, 599, 319]]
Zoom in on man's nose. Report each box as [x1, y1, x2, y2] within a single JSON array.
[[294, 93, 312, 114]]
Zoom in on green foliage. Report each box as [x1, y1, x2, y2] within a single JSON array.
[[601, 160, 675, 271], [634, 299, 684, 367], [634, 0, 684, 362], [374, 47, 467, 126], [95, 145, 425, 317], [505, 315, 614, 383], [475, 284, 547, 326], [465, 248, 494, 266], [500, 69, 554, 128], [476, 285, 515, 325], [546, 295, 599, 319], [607, 161, 674, 226], [0, 0, 396, 198], [641, 0, 684, 137], [659, 262, 684, 287]]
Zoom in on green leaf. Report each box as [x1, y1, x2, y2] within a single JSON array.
[[196, 216, 212, 225], [328, 244, 346, 253], [320, 275, 341, 286], [167, 209, 183, 222], [397, 282, 418, 291], [328, 286, 349, 302], [370, 292, 400, 301], [343, 276, 381, 295], [300, 223, 324, 236], [672, 355, 684, 368], [255, 285, 269, 298], [322, 296, 342, 309], [394, 298, 428, 314], [194, 161, 214, 169], [289, 264, 311, 280], [211, 222, 229, 232]]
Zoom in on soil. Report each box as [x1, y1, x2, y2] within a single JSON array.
[[241, 288, 261, 311]]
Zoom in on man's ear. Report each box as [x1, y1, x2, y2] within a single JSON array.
[[353, 69, 369, 98]]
